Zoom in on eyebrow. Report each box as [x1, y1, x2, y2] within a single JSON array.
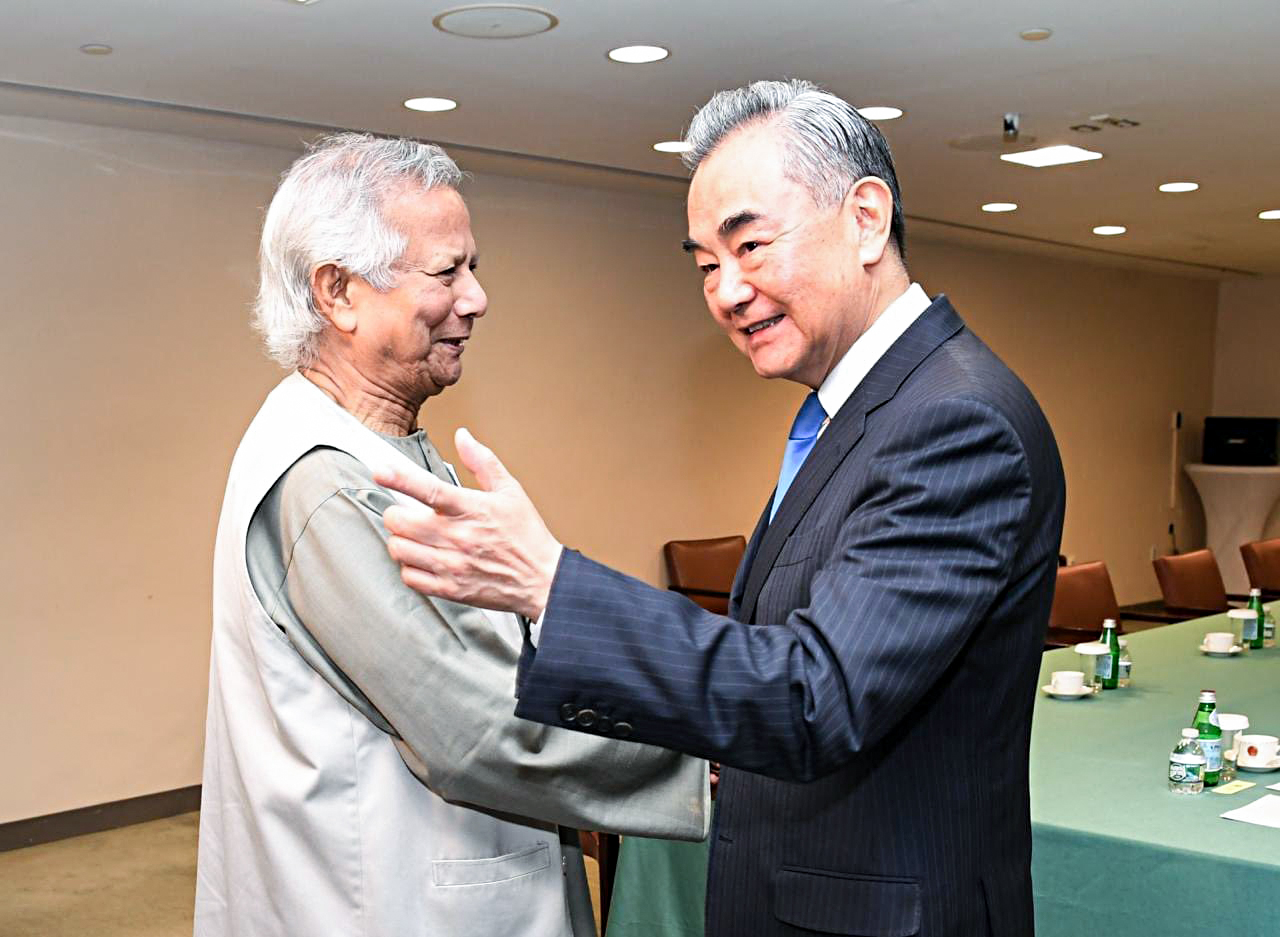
[[681, 209, 763, 254]]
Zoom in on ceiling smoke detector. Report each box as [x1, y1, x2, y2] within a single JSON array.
[[433, 4, 558, 39]]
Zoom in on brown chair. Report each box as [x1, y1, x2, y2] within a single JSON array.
[[577, 831, 619, 930], [1240, 538, 1280, 598], [663, 535, 746, 615], [1044, 561, 1122, 648], [1152, 548, 1238, 613]]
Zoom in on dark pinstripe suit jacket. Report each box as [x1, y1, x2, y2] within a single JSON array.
[[517, 296, 1065, 937]]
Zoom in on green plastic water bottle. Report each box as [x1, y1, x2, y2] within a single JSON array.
[[1096, 619, 1121, 690], [1191, 690, 1223, 787], [1246, 589, 1265, 650]]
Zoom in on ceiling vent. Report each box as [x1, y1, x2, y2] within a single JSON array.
[[433, 4, 558, 39]]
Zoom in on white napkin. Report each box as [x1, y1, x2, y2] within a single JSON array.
[[1221, 793, 1280, 828]]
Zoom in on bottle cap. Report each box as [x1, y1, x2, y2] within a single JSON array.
[[1199, 690, 1217, 702], [1251, 587, 1261, 596], [1182, 728, 1200, 739]]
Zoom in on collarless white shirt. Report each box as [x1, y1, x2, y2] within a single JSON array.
[[816, 282, 932, 420]]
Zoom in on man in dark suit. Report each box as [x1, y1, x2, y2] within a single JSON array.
[[377, 79, 1065, 937]]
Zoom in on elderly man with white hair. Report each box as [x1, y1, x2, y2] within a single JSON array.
[[195, 133, 707, 937]]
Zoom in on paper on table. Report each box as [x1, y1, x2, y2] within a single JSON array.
[[1211, 779, 1256, 795], [1221, 794, 1280, 828], [1268, 781, 1280, 792]]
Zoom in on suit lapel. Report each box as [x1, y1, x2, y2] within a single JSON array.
[[738, 296, 965, 623], [729, 501, 772, 619]]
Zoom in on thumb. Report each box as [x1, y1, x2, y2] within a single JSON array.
[[455, 427, 515, 493]]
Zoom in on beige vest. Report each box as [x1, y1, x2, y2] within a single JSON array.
[[195, 373, 588, 937]]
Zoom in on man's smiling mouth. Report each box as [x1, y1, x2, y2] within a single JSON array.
[[743, 315, 784, 335]]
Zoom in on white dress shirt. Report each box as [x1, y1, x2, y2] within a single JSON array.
[[817, 281, 932, 420]]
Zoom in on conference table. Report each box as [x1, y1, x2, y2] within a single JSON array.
[[603, 609, 1280, 937]]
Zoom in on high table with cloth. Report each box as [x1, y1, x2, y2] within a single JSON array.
[[603, 609, 1280, 937]]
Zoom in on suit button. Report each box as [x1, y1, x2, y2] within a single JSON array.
[[596, 715, 613, 734], [559, 703, 577, 723], [613, 721, 633, 739], [576, 708, 597, 728]]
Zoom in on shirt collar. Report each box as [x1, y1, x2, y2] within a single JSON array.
[[817, 282, 932, 419]]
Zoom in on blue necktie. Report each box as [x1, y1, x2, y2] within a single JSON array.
[[770, 392, 827, 521]]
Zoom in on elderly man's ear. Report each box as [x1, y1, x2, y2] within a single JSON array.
[[311, 263, 359, 334], [840, 176, 895, 269]]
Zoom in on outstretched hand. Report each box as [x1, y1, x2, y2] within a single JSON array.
[[375, 428, 563, 620]]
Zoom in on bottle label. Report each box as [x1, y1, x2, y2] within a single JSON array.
[[1096, 656, 1114, 679], [1119, 660, 1131, 680], [1169, 758, 1203, 783], [1199, 737, 1223, 772], [1244, 616, 1260, 641]]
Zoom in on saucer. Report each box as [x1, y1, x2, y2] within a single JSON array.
[[1042, 684, 1094, 700], [1199, 643, 1242, 656], [1235, 756, 1280, 773]]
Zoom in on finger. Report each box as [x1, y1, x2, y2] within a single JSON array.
[[399, 564, 460, 602], [386, 534, 452, 573], [374, 460, 469, 516], [381, 502, 442, 540], [455, 427, 516, 493]]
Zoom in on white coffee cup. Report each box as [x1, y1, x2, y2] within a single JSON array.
[[1217, 713, 1250, 756], [1049, 670, 1084, 694], [1204, 631, 1235, 653], [1237, 734, 1280, 763]]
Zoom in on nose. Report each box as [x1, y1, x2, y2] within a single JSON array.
[[455, 268, 488, 320], [711, 261, 754, 318]]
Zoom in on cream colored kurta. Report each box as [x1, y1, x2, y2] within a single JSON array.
[[196, 373, 707, 937]]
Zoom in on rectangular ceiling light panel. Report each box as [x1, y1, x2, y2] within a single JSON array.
[[1000, 145, 1103, 168]]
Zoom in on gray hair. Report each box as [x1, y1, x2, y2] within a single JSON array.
[[253, 132, 464, 369], [683, 79, 906, 260]]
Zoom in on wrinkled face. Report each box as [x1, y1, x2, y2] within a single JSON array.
[[685, 123, 870, 389], [347, 185, 487, 401]]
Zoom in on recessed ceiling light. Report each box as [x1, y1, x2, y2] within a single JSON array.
[[1092, 225, 1127, 236], [1001, 145, 1103, 168], [1159, 182, 1199, 193], [1019, 27, 1053, 41], [79, 43, 113, 55], [607, 45, 669, 64], [403, 97, 458, 113], [1259, 210, 1280, 221], [981, 202, 1018, 213], [653, 141, 691, 154], [857, 106, 903, 121]]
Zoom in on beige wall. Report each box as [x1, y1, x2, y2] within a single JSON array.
[[1, 108, 1218, 823], [1210, 275, 1280, 538], [1212, 276, 1280, 417]]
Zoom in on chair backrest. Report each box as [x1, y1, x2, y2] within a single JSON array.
[[1049, 561, 1121, 635], [1240, 538, 1280, 592], [1152, 549, 1228, 612], [663, 536, 746, 614]]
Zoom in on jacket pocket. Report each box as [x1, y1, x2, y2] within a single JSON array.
[[432, 842, 550, 887], [772, 866, 922, 936]]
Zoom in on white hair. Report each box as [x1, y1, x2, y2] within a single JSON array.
[[253, 132, 464, 369]]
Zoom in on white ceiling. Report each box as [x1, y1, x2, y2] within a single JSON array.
[[5, 0, 1279, 274]]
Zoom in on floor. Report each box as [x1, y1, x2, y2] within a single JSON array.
[[0, 813, 602, 936]]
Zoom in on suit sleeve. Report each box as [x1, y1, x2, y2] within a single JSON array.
[[266, 450, 708, 840], [516, 397, 1032, 782]]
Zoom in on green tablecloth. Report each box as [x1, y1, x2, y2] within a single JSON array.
[[604, 610, 1280, 937]]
